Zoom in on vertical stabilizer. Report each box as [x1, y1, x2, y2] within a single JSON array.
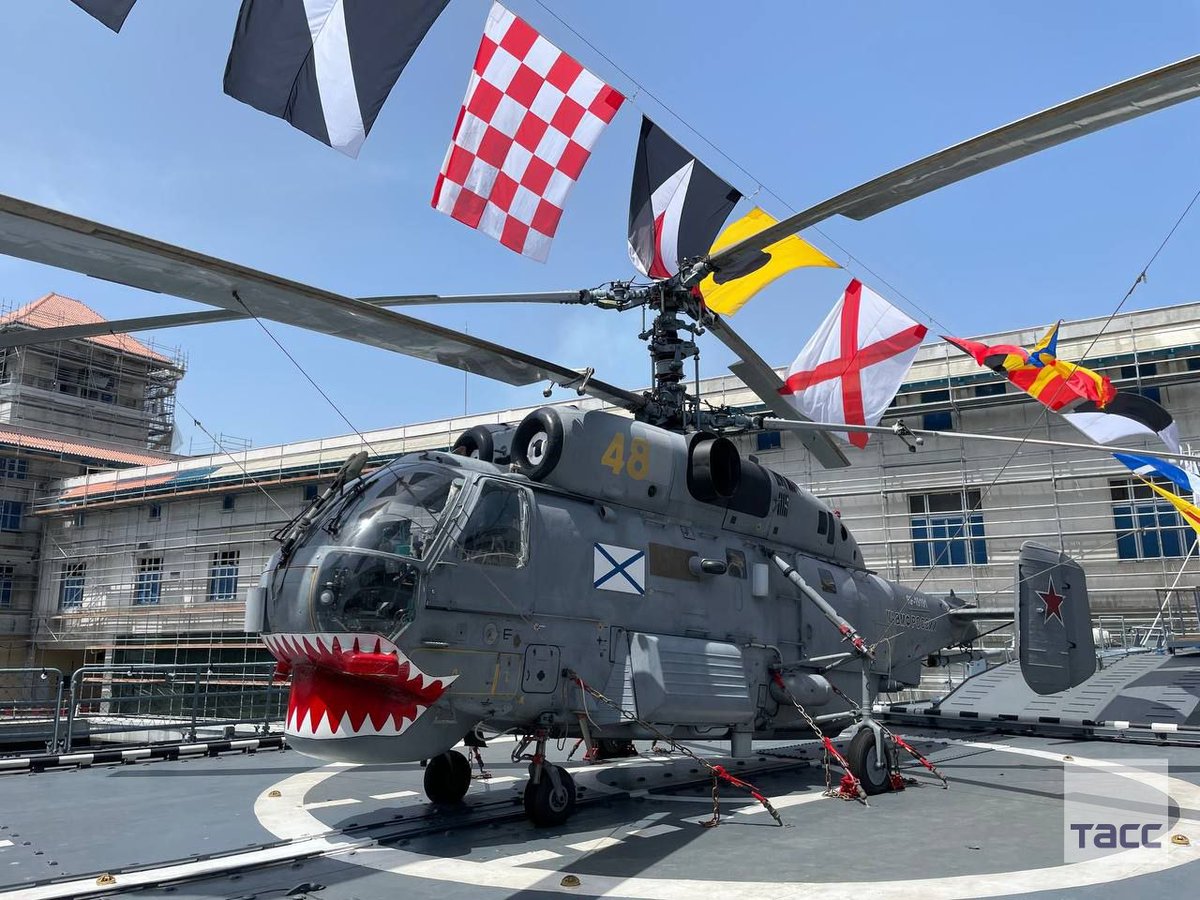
[[1015, 541, 1096, 695]]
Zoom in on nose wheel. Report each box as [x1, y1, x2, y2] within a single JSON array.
[[524, 763, 576, 827], [846, 726, 893, 795], [424, 749, 472, 805], [515, 727, 578, 827]]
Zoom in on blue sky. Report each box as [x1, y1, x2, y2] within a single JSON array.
[[0, 1, 1196, 450]]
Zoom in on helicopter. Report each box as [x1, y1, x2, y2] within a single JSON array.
[[0, 53, 1196, 827]]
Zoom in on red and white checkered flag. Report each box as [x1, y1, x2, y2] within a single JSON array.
[[432, 2, 624, 261]]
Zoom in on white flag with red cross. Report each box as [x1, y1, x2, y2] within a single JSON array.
[[778, 279, 927, 448]]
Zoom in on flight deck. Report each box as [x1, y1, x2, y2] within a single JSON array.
[[2, 727, 1198, 899]]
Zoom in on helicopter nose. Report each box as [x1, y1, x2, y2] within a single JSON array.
[[262, 632, 457, 739]]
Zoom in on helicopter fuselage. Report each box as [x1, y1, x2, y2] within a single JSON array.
[[258, 407, 972, 765]]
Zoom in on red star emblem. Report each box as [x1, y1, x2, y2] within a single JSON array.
[[1038, 579, 1066, 624]]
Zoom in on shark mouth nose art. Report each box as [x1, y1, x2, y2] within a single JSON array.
[[261, 633, 457, 740]]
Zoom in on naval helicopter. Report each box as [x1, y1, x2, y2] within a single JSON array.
[[0, 53, 1196, 826]]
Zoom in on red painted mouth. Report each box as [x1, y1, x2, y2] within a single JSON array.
[[262, 632, 456, 739]]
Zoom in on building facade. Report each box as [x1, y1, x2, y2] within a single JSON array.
[[23, 300, 1200, 670], [0, 294, 182, 668]]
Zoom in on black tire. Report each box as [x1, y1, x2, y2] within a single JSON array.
[[594, 738, 637, 759], [523, 765, 576, 827], [511, 409, 564, 481], [846, 728, 891, 795], [424, 750, 472, 804]]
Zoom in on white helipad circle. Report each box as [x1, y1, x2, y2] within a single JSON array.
[[254, 741, 1200, 898]]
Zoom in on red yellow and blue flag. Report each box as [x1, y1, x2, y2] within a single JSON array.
[[943, 322, 1115, 412]]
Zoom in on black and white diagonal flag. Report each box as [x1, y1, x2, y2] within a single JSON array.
[[627, 116, 742, 279], [223, 0, 450, 158], [70, 0, 137, 32]]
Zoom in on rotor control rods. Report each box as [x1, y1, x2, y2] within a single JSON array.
[[772, 555, 875, 660]]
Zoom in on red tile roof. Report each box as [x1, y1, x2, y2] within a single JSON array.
[[0, 426, 175, 467], [0, 293, 173, 363]]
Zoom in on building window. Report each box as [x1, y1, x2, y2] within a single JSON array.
[[755, 431, 782, 452], [0, 458, 28, 479], [59, 562, 85, 609], [0, 500, 23, 531], [1111, 479, 1196, 560], [0, 565, 12, 608], [909, 490, 987, 567], [1121, 362, 1161, 404], [72, 511, 86, 528], [207, 550, 240, 602], [303, 484, 319, 502], [920, 390, 953, 431], [149, 503, 162, 520], [134, 557, 163, 605], [222, 494, 236, 511], [974, 382, 1005, 398]]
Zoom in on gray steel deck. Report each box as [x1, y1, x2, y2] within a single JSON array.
[[1, 727, 1198, 899]]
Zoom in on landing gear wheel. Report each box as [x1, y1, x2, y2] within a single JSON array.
[[524, 765, 576, 827], [847, 728, 892, 795], [424, 750, 472, 804], [594, 738, 637, 759]]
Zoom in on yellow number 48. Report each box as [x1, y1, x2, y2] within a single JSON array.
[[600, 433, 650, 480]]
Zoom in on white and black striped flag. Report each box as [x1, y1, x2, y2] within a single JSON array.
[[224, 0, 450, 157], [70, 0, 137, 32], [627, 117, 742, 279]]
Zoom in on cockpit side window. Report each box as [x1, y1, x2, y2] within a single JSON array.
[[459, 482, 528, 568]]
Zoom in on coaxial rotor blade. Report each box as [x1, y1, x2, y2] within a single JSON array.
[[0, 291, 592, 350], [359, 290, 588, 306], [0, 194, 644, 411], [706, 315, 850, 469], [698, 53, 1200, 280]]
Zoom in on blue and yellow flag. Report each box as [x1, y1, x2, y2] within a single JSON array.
[[1140, 478, 1200, 538]]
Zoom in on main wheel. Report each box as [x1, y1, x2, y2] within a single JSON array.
[[424, 750, 472, 805], [523, 765, 576, 827], [846, 728, 892, 795]]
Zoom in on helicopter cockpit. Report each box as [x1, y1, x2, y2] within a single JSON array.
[[264, 461, 465, 637]]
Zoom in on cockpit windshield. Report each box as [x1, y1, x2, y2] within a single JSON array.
[[320, 464, 463, 560]]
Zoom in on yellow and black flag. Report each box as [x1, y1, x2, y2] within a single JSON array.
[[699, 208, 838, 316]]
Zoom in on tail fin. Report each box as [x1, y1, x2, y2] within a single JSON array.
[[1015, 541, 1096, 695]]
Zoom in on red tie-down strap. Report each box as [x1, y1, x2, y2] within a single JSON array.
[[887, 730, 949, 789], [710, 765, 784, 827], [821, 736, 868, 802]]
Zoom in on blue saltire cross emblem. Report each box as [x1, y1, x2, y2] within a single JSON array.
[[593, 543, 645, 595]]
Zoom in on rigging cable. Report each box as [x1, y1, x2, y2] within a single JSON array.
[[175, 398, 290, 518], [231, 290, 381, 459]]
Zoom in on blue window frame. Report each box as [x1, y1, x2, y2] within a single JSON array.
[[0, 565, 12, 608], [1111, 479, 1196, 560], [0, 500, 22, 531], [59, 563, 85, 609], [0, 458, 27, 479], [134, 557, 162, 605], [920, 390, 953, 431], [207, 550, 240, 602], [910, 490, 987, 567], [755, 431, 782, 452]]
